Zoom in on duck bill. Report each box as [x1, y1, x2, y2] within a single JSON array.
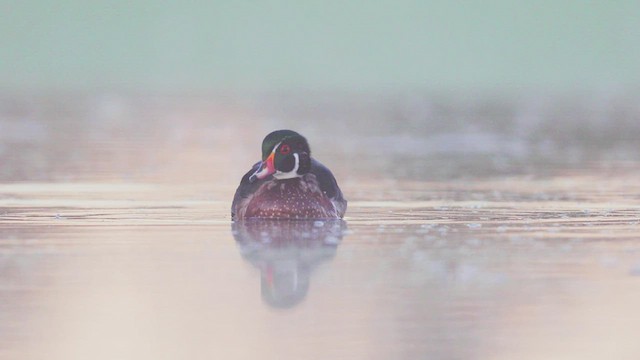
[[249, 152, 275, 183]]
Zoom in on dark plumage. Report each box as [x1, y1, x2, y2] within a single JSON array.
[[231, 130, 347, 220]]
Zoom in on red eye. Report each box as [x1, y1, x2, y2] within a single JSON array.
[[280, 144, 291, 155]]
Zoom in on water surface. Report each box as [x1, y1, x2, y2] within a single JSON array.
[[1, 93, 640, 359]]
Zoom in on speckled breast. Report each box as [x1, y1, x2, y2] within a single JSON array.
[[242, 175, 338, 219]]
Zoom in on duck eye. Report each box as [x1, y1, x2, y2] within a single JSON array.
[[280, 144, 291, 155]]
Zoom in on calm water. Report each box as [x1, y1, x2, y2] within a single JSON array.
[[1, 92, 640, 359]]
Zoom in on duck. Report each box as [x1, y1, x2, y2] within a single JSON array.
[[231, 130, 347, 220]]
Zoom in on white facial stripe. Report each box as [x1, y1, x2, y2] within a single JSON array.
[[292, 153, 300, 173], [271, 141, 281, 155], [273, 153, 300, 179]]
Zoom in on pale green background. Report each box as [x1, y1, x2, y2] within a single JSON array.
[[2, 1, 639, 92]]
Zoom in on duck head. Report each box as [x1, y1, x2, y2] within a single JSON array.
[[249, 130, 312, 183]]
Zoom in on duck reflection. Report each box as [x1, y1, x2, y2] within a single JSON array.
[[232, 219, 347, 309]]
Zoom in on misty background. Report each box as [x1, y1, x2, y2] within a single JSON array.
[[2, 1, 639, 93], [1, 1, 639, 183]]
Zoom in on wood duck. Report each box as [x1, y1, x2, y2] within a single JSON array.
[[231, 130, 347, 220]]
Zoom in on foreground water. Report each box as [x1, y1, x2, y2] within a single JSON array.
[[1, 92, 640, 359]]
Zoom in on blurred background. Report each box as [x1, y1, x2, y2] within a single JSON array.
[[2, 1, 640, 184], [3, 1, 640, 92]]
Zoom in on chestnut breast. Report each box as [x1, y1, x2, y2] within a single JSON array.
[[243, 175, 338, 219]]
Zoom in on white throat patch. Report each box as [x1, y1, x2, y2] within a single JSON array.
[[273, 153, 301, 180]]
